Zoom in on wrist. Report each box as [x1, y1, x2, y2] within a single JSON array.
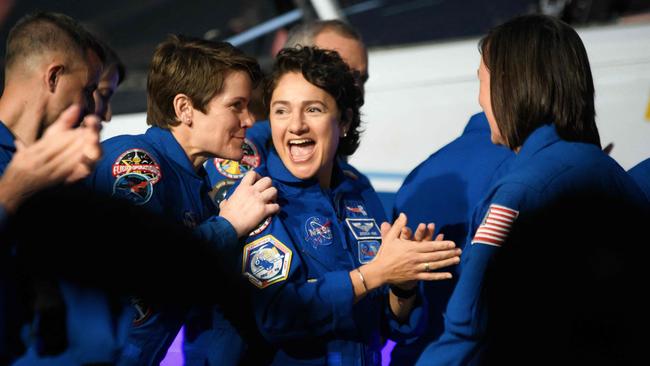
[[358, 263, 385, 291]]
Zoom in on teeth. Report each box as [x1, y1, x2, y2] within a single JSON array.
[[288, 139, 313, 145]]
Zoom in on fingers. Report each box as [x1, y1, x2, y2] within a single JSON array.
[[253, 175, 273, 191], [380, 221, 392, 237], [412, 240, 456, 253], [239, 170, 260, 187], [264, 202, 280, 216], [46, 104, 81, 134], [419, 249, 462, 266], [435, 233, 444, 241], [421, 256, 461, 272], [400, 226, 412, 240], [259, 186, 278, 202], [384, 213, 407, 240], [418, 272, 453, 281]]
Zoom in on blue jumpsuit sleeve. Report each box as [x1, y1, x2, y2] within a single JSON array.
[[194, 216, 238, 254], [416, 183, 528, 366], [242, 229, 357, 344]]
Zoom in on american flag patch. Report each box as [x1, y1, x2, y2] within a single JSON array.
[[471, 204, 519, 247]]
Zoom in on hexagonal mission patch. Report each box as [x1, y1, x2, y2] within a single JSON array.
[[242, 235, 292, 289]]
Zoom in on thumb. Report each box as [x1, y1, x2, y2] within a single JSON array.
[[46, 104, 81, 135], [14, 139, 26, 152]]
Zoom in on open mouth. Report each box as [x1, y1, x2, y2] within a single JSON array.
[[288, 138, 316, 162]]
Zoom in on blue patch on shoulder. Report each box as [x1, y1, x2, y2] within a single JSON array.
[[112, 173, 153, 205]]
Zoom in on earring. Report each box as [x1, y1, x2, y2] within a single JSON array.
[[343, 131, 348, 137]]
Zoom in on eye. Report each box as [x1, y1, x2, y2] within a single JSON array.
[[272, 107, 288, 115], [306, 105, 322, 113], [230, 101, 243, 112]]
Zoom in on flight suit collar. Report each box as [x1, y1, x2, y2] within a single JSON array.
[[145, 126, 205, 178], [515, 123, 560, 164], [462, 112, 491, 135]]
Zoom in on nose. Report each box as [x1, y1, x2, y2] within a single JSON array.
[[241, 109, 254, 128], [288, 111, 308, 135]]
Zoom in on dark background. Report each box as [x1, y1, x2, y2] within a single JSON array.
[[0, 0, 647, 115]]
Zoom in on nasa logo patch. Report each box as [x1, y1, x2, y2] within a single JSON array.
[[304, 216, 333, 248], [249, 216, 272, 237], [345, 218, 382, 240], [112, 172, 153, 205], [112, 149, 161, 184], [213, 139, 261, 179], [358, 240, 380, 263], [242, 235, 292, 289], [208, 179, 235, 207]]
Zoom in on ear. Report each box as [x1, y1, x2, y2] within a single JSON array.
[[46, 64, 65, 93], [173, 94, 194, 126]]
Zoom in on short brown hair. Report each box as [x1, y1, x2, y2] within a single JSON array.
[[5, 11, 105, 74], [480, 14, 600, 149], [146, 35, 262, 128]]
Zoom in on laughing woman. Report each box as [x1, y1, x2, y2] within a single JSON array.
[[235, 47, 462, 365]]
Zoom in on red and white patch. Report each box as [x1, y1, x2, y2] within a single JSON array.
[[471, 204, 519, 247], [112, 148, 161, 184]]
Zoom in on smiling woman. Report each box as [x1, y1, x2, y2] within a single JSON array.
[[229, 46, 462, 366]]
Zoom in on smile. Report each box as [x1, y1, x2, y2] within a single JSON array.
[[288, 138, 315, 162]]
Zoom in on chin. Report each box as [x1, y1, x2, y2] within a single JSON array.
[[287, 164, 317, 181]]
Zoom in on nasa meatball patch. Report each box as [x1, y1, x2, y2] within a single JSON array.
[[243, 235, 292, 289]]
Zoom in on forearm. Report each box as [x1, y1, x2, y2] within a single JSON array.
[[389, 290, 417, 322]]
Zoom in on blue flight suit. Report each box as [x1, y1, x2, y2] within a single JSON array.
[[232, 148, 424, 366], [0, 121, 131, 365], [415, 124, 645, 365], [390, 113, 513, 365], [196, 120, 379, 365], [628, 158, 650, 204], [87, 126, 237, 365]]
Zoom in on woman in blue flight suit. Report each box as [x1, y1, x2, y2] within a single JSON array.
[[86, 35, 279, 366], [415, 15, 647, 365], [232, 47, 463, 366]]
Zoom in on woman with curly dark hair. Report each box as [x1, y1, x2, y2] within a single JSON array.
[[232, 46, 462, 365]]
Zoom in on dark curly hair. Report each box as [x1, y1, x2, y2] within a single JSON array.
[[263, 46, 364, 157]]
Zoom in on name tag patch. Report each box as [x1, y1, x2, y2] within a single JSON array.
[[243, 235, 292, 289], [345, 218, 381, 240]]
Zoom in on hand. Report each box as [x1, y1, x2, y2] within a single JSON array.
[[0, 105, 102, 212], [219, 171, 280, 238], [360, 213, 461, 290], [396, 222, 445, 290]]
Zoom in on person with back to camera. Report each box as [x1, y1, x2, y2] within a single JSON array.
[[231, 46, 462, 366], [86, 34, 279, 365], [415, 14, 646, 365]]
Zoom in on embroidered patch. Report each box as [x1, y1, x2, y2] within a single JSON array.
[[208, 179, 235, 207], [249, 217, 272, 237], [358, 240, 380, 263], [345, 218, 382, 240], [213, 139, 261, 179], [131, 297, 153, 326], [112, 173, 153, 205], [344, 201, 368, 218], [242, 235, 292, 289], [304, 216, 333, 248], [471, 204, 519, 247], [112, 149, 161, 184]]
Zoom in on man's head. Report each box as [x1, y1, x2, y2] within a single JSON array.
[[4, 12, 104, 130], [285, 20, 368, 94]]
